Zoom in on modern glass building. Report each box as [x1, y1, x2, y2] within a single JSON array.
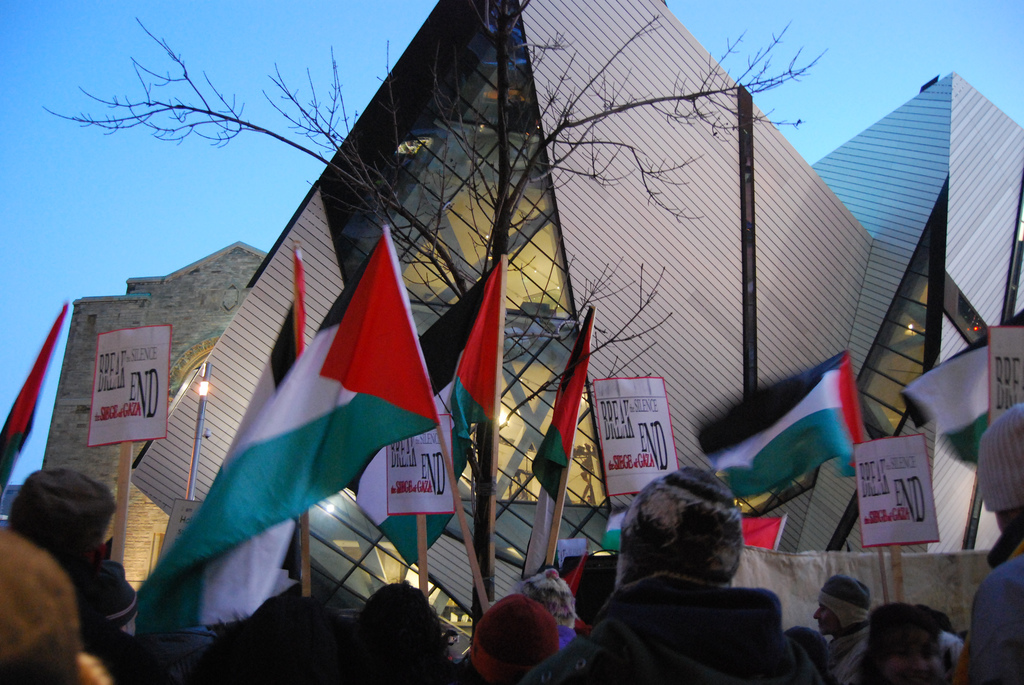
[[127, 0, 1024, 624]]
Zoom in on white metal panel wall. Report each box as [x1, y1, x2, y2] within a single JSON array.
[[814, 79, 953, 372], [753, 111, 871, 381], [947, 73, 1024, 325], [525, 0, 743, 468], [134, 189, 342, 510], [525, 0, 870, 472]]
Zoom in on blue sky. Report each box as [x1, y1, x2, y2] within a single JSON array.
[[2, 0, 1022, 486]]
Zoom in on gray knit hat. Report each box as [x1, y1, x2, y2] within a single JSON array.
[[9, 468, 116, 556], [818, 574, 870, 629], [514, 569, 577, 627], [978, 404, 1024, 513], [616, 467, 743, 587]]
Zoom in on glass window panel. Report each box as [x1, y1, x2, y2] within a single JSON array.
[[901, 273, 928, 304], [507, 238, 571, 315], [311, 510, 373, 559], [567, 437, 605, 507], [862, 395, 902, 435], [860, 370, 906, 416], [330, 567, 386, 608], [496, 504, 535, 555], [875, 321, 925, 362], [324, 493, 387, 543], [310, 536, 354, 586], [863, 347, 922, 386]]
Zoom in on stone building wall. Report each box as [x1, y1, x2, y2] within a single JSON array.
[[42, 242, 265, 585]]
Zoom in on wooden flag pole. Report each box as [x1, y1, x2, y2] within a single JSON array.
[[542, 305, 595, 568], [417, 514, 430, 598], [300, 512, 311, 597], [437, 422, 491, 612], [110, 441, 134, 563], [289, 242, 312, 598], [891, 546, 904, 602], [877, 548, 890, 604], [485, 256, 508, 601], [544, 466, 570, 566]]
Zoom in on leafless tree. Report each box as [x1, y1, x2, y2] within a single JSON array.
[[56, 0, 818, 609]]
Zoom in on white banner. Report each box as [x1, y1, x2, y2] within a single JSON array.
[[88, 325, 172, 446], [386, 415, 455, 516], [593, 377, 678, 496], [856, 434, 939, 547], [989, 325, 1024, 425]]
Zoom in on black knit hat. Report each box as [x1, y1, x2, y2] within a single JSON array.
[[9, 468, 115, 556], [616, 467, 743, 587]]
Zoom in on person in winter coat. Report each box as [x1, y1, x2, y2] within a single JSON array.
[[961, 403, 1024, 685], [814, 574, 872, 685], [519, 466, 825, 685]]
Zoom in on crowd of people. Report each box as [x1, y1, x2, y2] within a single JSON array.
[[2, 404, 1022, 684]]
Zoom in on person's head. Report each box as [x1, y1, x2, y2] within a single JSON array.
[[815, 574, 870, 637], [190, 595, 343, 685], [0, 530, 111, 685], [9, 468, 115, 557], [977, 403, 1024, 532], [470, 594, 558, 685], [615, 466, 743, 588], [862, 603, 942, 685], [359, 582, 452, 685], [513, 568, 576, 628], [784, 626, 833, 684]]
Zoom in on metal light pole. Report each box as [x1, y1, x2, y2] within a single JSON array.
[[186, 362, 211, 500]]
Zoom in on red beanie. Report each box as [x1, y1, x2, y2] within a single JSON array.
[[471, 595, 559, 685]]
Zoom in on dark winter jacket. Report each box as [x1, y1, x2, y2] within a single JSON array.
[[519, 575, 824, 685]]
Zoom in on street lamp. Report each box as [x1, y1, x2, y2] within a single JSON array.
[[186, 362, 212, 500]]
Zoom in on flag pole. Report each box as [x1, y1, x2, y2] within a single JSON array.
[[436, 422, 491, 611], [291, 243, 312, 598], [484, 256, 508, 601], [877, 548, 890, 604], [891, 546, 904, 602], [542, 305, 595, 567], [544, 466, 569, 566], [110, 440, 133, 563], [417, 514, 429, 598]]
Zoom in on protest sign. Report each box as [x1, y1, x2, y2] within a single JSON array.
[[386, 416, 455, 516], [856, 434, 939, 547], [160, 497, 202, 560], [989, 325, 1024, 424], [593, 377, 677, 496], [88, 325, 171, 446]]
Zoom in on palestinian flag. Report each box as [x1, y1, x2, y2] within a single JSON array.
[[533, 307, 595, 499], [356, 270, 494, 565], [698, 352, 865, 497], [1, 304, 67, 488], [448, 262, 506, 462], [902, 310, 1024, 463], [137, 230, 439, 632], [742, 515, 787, 550]]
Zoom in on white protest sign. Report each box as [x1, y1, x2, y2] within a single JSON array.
[[555, 537, 588, 566], [386, 416, 455, 516], [88, 325, 172, 446], [160, 497, 202, 560], [989, 326, 1024, 425], [856, 434, 939, 547], [593, 377, 678, 496]]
